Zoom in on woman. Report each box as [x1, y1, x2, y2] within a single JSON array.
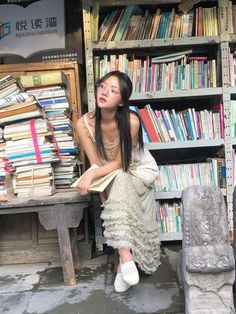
[[76, 71, 160, 292]]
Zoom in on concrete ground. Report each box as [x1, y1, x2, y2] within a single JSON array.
[[0, 242, 184, 314]]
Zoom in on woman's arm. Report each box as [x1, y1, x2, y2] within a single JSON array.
[[76, 117, 123, 194], [76, 117, 102, 166], [130, 112, 140, 148], [75, 113, 140, 195]]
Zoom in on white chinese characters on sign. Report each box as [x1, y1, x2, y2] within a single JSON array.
[[0, 0, 65, 58]]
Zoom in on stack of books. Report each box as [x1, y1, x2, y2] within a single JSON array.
[[0, 96, 44, 125], [0, 142, 7, 202], [3, 119, 60, 197], [0, 127, 3, 143], [13, 163, 54, 198], [0, 74, 62, 198], [21, 72, 80, 190], [0, 75, 22, 99]]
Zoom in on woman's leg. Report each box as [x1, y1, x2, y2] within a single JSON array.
[[118, 247, 133, 264]]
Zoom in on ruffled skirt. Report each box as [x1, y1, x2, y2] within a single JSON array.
[[101, 171, 161, 274]]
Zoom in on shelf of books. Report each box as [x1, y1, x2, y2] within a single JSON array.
[[0, 62, 83, 201], [83, 0, 236, 240]]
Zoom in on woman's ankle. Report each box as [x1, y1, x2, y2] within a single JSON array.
[[118, 248, 133, 264], [117, 263, 121, 273]]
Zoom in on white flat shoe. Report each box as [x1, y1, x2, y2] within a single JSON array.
[[120, 260, 139, 286], [114, 273, 130, 293]]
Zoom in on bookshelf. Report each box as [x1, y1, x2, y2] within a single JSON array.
[[82, 0, 235, 242]]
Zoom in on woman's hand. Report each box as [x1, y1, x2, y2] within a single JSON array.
[[76, 169, 95, 195]]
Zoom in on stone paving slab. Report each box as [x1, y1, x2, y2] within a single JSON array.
[[0, 243, 185, 314]]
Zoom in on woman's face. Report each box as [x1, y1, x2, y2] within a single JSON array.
[[96, 76, 123, 110]]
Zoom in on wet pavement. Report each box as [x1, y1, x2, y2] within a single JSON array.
[[0, 242, 185, 314]]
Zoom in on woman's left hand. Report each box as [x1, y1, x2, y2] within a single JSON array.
[[76, 169, 95, 195]]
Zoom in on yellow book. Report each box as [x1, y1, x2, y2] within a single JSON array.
[[72, 164, 121, 192], [20, 71, 67, 88]]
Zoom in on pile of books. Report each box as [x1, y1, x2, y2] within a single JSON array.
[[21, 72, 80, 190], [0, 71, 81, 199], [0, 75, 21, 99], [3, 118, 60, 198], [12, 163, 54, 198], [0, 127, 3, 143], [0, 142, 7, 201], [0, 76, 61, 198], [0, 95, 44, 125]]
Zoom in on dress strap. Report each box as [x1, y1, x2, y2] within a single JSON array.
[[83, 113, 95, 142]]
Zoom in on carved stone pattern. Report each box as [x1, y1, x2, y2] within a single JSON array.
[[184, 186, 228, 247], [186, 254, 234, 273], [181, 186, 235, 314]]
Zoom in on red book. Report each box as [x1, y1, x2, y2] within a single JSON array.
[[139, 108, 160, 142]]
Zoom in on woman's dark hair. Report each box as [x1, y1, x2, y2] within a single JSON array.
[[94, 71, 143, 171]]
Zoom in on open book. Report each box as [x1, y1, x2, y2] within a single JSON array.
[[71, 164, 121, 192]]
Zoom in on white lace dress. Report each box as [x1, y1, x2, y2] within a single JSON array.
[[82, 112, 161, 274]]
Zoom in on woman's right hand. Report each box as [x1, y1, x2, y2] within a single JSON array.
[[76, 169, 95, 195]]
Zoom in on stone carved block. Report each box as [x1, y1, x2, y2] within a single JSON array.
[[180, 185, 235, 314]]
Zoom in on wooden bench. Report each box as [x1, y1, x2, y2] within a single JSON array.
[[0, 191, 90, 285]]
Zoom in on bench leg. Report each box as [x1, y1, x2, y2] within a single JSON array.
[[55, 204, 76, 285]]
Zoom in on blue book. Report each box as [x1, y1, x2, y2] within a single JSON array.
[[8, 150, 52, 160], [175, 112, 186, 140], [60, 149, 78, 154], [157, 12, 166, 38], [186, 110, 195, 140], [39, 97, 68, 105], [163, 11, 171, 38], [170, 110, 182, 141]]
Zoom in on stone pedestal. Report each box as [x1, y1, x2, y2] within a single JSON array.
[[180, 185, 235, 314]]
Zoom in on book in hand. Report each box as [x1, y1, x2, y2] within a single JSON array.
[[72, 164, 121, 192]]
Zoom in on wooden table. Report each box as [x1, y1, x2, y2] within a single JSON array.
[[0, 191, 90, 285]]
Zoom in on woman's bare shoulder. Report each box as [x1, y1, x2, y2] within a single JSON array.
[[130, 111, 140, 129], [76, 111, 96, 142], [77, 111, 95, 126]]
